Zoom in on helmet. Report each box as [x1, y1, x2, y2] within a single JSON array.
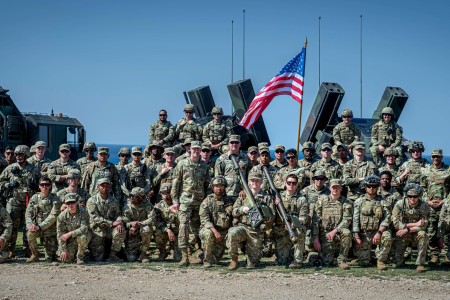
[[383, 147, 398, 157], [83, 141, 97, 151], [302, 141, 315, 151], [211, 176, 227, 187], [14, 145, 30, 158], [364, 175, 380, 186], [341, 109, 353, 117], [184, 104, 195, 113], [403, 183, 423, 197], [408, 141, 425, 152], [381, 107, 394, 116], [211, 106, 223, 114], [118, 147, 131, 156]]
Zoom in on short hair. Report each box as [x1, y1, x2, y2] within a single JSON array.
[[39, 176, 52, 183], [4, 146, 14, 152], [286, 174, 298, 182], [159, 109, 167, 114], [379, 170, 392, 179], [285, 149, 297, 156]]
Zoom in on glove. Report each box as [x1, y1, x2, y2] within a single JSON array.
[[8, 181, 19, 189]]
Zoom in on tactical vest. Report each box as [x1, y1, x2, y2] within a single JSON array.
[[375, 122, 397, 147], [359, 198, 383, 231], [321, 196, 343, 230], [209, 195, 233, 229], [208, 122, 226, 144], [337, 123, 358, 144], [400, 200, 422, 224], [404, 160, 426, 184], [154, 123, 171, 141]]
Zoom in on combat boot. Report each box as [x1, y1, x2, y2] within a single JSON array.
[[429, 255, 440, 264], [156, 248, 167, 262], [26, 247, 40, 263], [139, 252, 150, 264], [228, 255, 238, 270], [188, 248, 202, 264], [339, 262, 350, 270], [416, 265, 427, 273], [8, 250, 15, 259], [202, 261, 212, 268], [107, 251, 122, 263], [179, 249, 189, 267], [442, 255, 450, 265], [377, 261, 387, 271], [288, 261, 302, 269]]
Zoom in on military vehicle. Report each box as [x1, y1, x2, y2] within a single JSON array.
[[0, 87, 85, 160]]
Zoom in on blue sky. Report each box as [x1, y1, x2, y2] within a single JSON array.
[[1, 1, 450, 153]]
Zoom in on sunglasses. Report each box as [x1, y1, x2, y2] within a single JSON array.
[[5, 152, 14, 155], [314, 177, 326, 181], [286, 181, 298, 185], [432, 156, 441, 159], [159, 114, 167, 116], [286, 156, 296, 160], [407, 195, 419, 199], [213, 113, 222, 116], [249, 151, 258, 155], [85, 150, 94, 153], [342, 116, 352, 119], [366, 185, 379, 189], [60, 150, 70, 153], [322, 148, 332, 152], [185, 111, 193, 114], [275, 150, 285, 154], [230, 141, 240, 145], [132, 153, 142, 156], [66, 202, 77, 205], [120, 154, 130, 157], [39, 183, 51, 187], [201, 149, 210, 153]]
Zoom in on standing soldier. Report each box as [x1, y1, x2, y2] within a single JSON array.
[[227, 170, 275, 269], [152, 147, 177, 202], [171, 141, 211, 266], [116, 147, 131, 197], [175, 104, 202, 144], [81, 147, 122, 202], [438, 196, 450, 264], [298, 141, 318, 186], [311, 143, 342, 185], [352, 175, 393, 270], [4, 146, 15, 165], [247, 146, 259, 167], [215, 135, 252, 199], [378, 171, 402, 210], [122, 187, 155, 263], [312, 179, 352, 269], [25, 176, 61, 263], [392, 183, 430, 272], [343, 141, 378, 202], [398, 141, 428, 186], [57, 169, 90, 209], [370, 107, 403, 166], [200, 143, 215, 178], [199, 176, 234, 268], [332, 109, 361, 152], [48, 144, 80, 193], [76, 142, 97, 177], [379, 148, 402, 192], [270, 145, 288, 171], [274, 149, 305, 191], [123, 146, 152, 198], [57, 193, 90, 264], [144, 143, 165, 171], [154, 183, 180, 262], [0, 205, 12, 263], [0, 145, 40, 258], [202, 106, 232, 153], [27, 141, 52, 176], [149, 109, 175, 147], [251, 144, 277, 194]]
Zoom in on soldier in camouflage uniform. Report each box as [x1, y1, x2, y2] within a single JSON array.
[[0, 205, 12, 263], [200, 143, 215, 178], [171, 141, 211, 266], [332, 109, 361, 152], [379, 147, 402, 192], [76, 142, 97, 177], [227, 170, 275, 269], [215, 135, 252, 198], [334, 144, 349, 166], [116, 147, 131, 203], [312, 179, 352, 269], [57, 169, 90, 209], [25, 176, 61, 262], [123, 146, 152, 199], [247, 146, 259, 167], [175, 104, 202, 144], [438, 196, 450, 264], [57, 193, 91, 264], [378, 170, 402, 210], [422, 149, 450, 263], [398, 141, 428, 186], [202, 106, 232, 153], [144, 143, 165, 171], [149, 109, 175, 147], [343, 141, 378, 202], [154, 183, 180, 261], [122, 187, 155, 263], [274, 149, 306, 191], [86, 178, 125, 262], [392, 183, 430, 272], [370, 107, 403, 166], [310, 143, 342, 186], [0, 145, 40, 257], [152, 147, 177, 203], [250, 144, 277, 194], [199, 176, 234, 268], [27, 141, 52, 177], [3, 146, 15, 165], [298, 141, 318, 186], [270, 145, 288, 171], [174, 138, 192, 163], [81, 147, 122, 202], [352, 175, 393, 270], [48, 144, 80, 193]]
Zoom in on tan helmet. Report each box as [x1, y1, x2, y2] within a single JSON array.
[[83, 141, 97, 151], [381, 107, 394, 116], [14, 145, 30, 158], [211, 176, 227, 187], [211, 106, 223, 114], [184, 104, 195, 113], [341, 109, 353, 117]]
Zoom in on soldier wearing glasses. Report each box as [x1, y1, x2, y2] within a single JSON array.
[[149, 109, 175, 147], [76, 142, 97, 177], [270, 145, 288, 171], [332, 109, 361, 152], [175, 104, 202, 144], [202, 106, 232, 153], [274, 149, 306, 191], [310, 143, 342, 185]]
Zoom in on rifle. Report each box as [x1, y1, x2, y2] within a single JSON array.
[[230, 155, 264, 229], [262, 165, 298, 242]]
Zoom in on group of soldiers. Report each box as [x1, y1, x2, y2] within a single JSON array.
[[0, 104, 449, 273]]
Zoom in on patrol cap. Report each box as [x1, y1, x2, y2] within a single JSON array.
[[30, 145, 36, 154], [248, 169, 263, 180], [14, 145, 30, 157], [184, 104, 195, 113], [431, 149, 443, 157], [132, 146, 143, 154], [130, 187, 145, 197], [97, 178, 111, 185], [259, 147, 269, 154], [212, 176, 227, 186], [67, 169, 81, 179], [404, 183, 423, 197], [64, 193, 79, 204], [191, 141, 202, 149], [383, 147, 398, 157], [353, 141, 366, 150], [312, 169, 328, 179], [320, 143, 332, 151], [201, 143, 211, 151], [341, 109, 353, 117], [159, 183, 172, 194], [118, 147, 131, 156], [83, 141, 97, 151], [229, 135, 241, 143], [98, 147, 109, 154], [336, 144, 348, 151], [274, 144, 285, 151], [163, 147, 176, 155], [183, 138, 193, 146], [364, 175, 380, 186], [248, 146, 258, 154], [59, 144, 71, 151], [35, 141, 47, 148], [302, 141, 315, 151], [330, 179, 343, 187], [257, 142, 269, 154]]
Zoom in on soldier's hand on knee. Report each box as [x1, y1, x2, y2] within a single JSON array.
[[167, 229, 175, 242], [372, 232, 381, 245], [60, 251, 69, 262], [116, 224, 125, 234], [242, 207, 250, 214]]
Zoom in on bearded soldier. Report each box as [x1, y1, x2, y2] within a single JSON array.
[[149, 109, 175, 147]]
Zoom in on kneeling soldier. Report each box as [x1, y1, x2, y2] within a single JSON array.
[[0, 205, 12, 263]]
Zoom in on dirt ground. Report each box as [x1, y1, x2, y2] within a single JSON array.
[[1, 259, 449, 300]]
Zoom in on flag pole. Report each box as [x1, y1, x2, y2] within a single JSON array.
[[297, 38, 307, 153]]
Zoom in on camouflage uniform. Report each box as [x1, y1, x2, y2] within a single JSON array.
[[215, 151, 252, 197], [175, 118, 202, 144], [332, 122, 361, 147], [399, 158, 428, 186], [274, 165, 305, 191], [250, 163, 277, 194], [57, 195, 91, 263], [378, 187, 401, 211], [422, 162, 450, 200], [313, 193, 353, 265], [152, 162, 177, 201], [370, 118, 403, 166], [352, 194, 392, 265], [86, 193, 125, 261], [25, 192, 61, 260], [0, 206, 12, 263], [310, 159, 342, 185], [76, 142, 97, 177], [154, 197, 180, 261], [149, 119, 175, 147], [57, 186, 90, 208], [438, 198, 450, 261], [123, 161, 152, 196], [81, 161, 122, 201], [270, 159, 288, 171], [27, 155, 51, 177], [202, 118, 232, 149], [379, 164, 402, 191], [199, 193, 234, 265], [392, 195, 430, 266], [227, 192, 275, 266], [343, 159, 378, 202], [48, 159, 80, 192]]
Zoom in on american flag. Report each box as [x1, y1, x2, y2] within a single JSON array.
[[239, 46, 306, 129]]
